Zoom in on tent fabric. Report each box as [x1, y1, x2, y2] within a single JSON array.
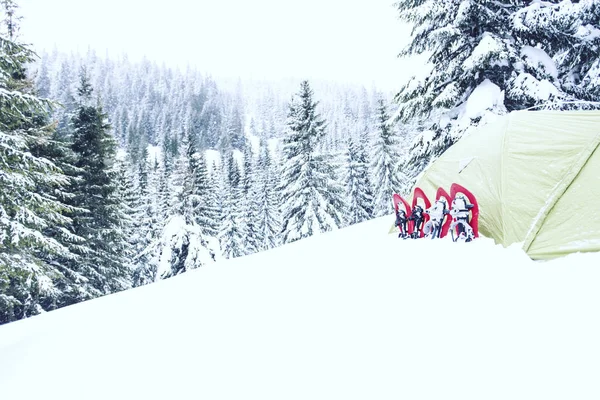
[[410, 110, 600, 260]]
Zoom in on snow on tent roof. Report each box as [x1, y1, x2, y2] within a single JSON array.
[[410, 110, 600, 259]]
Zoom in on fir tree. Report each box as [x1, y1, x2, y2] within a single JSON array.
[[118, 153, 156, 288], [69, 68, 132, 298], [553, 1, 600, 102], [218, 151, 246, 259], [0, 1, 80, 323], [114, 157, 137, 268], [185, 129, 220, 238], [279, 81, 344, 244], [345, 135, 374, 226], [371, 98, 402, 217], [241, 143, 260, 255], [393, 0, 580, 182], [255, 138, 281, 251], [142, 128, 218, 281]]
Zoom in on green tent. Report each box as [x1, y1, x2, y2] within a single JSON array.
[[409, 110, 600, 260]]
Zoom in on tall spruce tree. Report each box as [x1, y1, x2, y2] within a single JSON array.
[[255, 138, 281, 251], [553, 1, 600, 102], [186, 131, 220, 238], [371, 98, 402, 217], [114, 156, 136, 265], [218, 150, 246, 259], [0, 0, 81, 323], [69, 68, 131, 298], [241, 143, 260, 255], [393, 0, 581, 183], [142, 128, 218, 281], [345, 135, 374, 226], [279, 81, 344, 244]]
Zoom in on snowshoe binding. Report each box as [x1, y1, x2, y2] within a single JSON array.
[[450, 194, 475, 242], [395, 209, 410, 239], [424, 199, 450, 239], [408, 205, 425, 239]]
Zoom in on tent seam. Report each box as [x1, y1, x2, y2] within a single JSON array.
[[522, 128, 600, 253]]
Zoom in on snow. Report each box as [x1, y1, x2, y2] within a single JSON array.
[[268, 137, 281, 160], [463, 78, 504, 120], [463, 32, 506, 72], [115, 148, 127, 161], [146, 144, 161, 165], [583, 59, 600, 88], [233, 149, 244, 168], [412, 129, 435, 150], [2, 216, 600, 399], [153, 214, 188, 279], [576, 24, 600, 42], [248, 133, 261, 155], [205, 149, 221, 172], [521, 45, 558, 79], [512, 72, 560, 101]]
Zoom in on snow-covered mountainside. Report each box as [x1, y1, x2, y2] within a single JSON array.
[[1, 216, 599, 400]]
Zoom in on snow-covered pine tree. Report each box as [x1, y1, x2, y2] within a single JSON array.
[[228, 98, 246, 150], [34, 53, 51, 99], [345, 134, 374, 226], [141, 127, 218, 281], [551, 1, 600, 103], [279, 80, 344, 244], [186, 130, 220, 238], [371, 98, 402, 217], [156, 148, 173, 223], [113, 152, 150, 287], [0, 0, 81, 323], [393, 0, 578, 183], [52, 60, 76, 137], [114, 156, 136, 268], [69, 68, 132, 297], [241, 143, 260, 255], [255, 138, 281, 251], [218, 150, 246, 259], [28, 127, 90, 310]]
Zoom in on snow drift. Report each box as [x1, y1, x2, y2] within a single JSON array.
[[1, 216, 600, 400]]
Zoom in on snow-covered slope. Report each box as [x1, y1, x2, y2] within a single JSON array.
[[1, 216, 600, 400]]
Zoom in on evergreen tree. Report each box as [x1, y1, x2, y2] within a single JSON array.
[[371, 98, 402, 217], [156, 148, 173, 222], [186, 130, 220, 238], [218, 151, 245, 259], [0, 0, 80, 323], [52, 60, 76, 136], [229, 100, 246, 150], [279, 81, 344, 244], [123, 151, 157, 287], [69, 68, 132, 298], [255, 138, 281, 251], [114, 157, 137, 270], [393, 0, 581, 182], [34, 53, 51, 98], [554, 1, 600, 102], [241, 143, 260, 255], [142, 129, 218, 281], [29, 127, 89, 310], [345, 134, 374, 226]]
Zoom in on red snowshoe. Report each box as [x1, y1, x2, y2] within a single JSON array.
[[392, 193, 412, 239], [449, 183, 479, 242], [409, 187, 431, 239], [423, 187, 452, 239]]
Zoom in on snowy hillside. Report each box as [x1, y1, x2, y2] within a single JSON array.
[[1, 216, 600, 400]]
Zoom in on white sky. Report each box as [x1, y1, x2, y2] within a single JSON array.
[[18, 0, 421, 90]]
